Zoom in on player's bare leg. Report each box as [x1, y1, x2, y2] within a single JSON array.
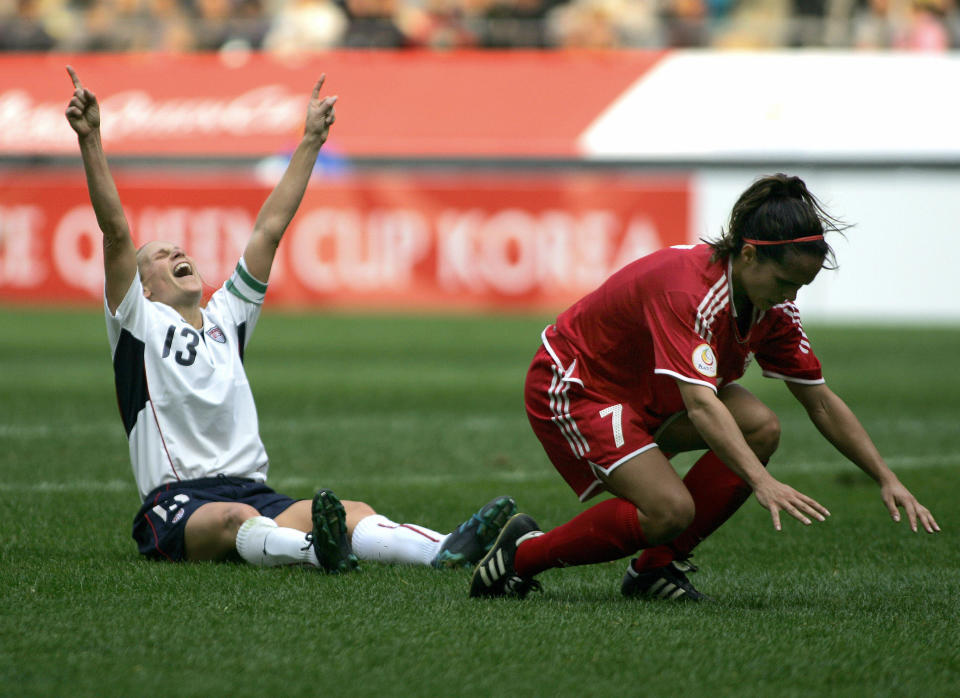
[[274, 498, 376, 536], [181, 500, 323, 567], [181, 498, 359, 569], [185, 501, 261, 561], [598, 448, 696, 545], [657, 383, 780, 460], [623, 383, 781, 599]]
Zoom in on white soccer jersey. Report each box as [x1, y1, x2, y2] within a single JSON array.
[[105, 259, 270, 501]]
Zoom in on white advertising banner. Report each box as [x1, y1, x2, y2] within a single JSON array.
[[582, 52, 960, 163]]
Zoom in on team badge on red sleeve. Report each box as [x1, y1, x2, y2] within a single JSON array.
[[692, 343, 717, 377]]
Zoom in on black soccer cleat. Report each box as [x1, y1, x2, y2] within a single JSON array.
[[621, 558, 710, 601], [469, 513, 543, 599], [432, 495, 518, 569], [309, 489, 359, 574]]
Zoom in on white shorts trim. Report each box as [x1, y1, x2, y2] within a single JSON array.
[[578, 443, 660, 501], [540, 327, 585, 387], [541, 326, 564, 372], [578, 478, 605, 502], [600, 442, 660, 474]]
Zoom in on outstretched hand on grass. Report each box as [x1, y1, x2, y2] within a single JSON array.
[[754, 475, 831, 531], [881, 479, 940, 533]]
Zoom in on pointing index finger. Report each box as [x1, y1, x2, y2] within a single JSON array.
[[311, 74, 326, 101], [66, 65, 82, 89]]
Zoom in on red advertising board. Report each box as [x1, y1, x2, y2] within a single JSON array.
[[0, 172, 690, 311], [0, 51, 662, 158]]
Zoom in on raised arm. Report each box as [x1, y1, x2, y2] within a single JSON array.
[[242, 75, 337, 283], [64, 66, 136, 314], [787, 381, 940, 533], [676, 380, 831, 531]]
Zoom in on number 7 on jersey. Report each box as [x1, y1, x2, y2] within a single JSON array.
[[599, 404, 625, 448]]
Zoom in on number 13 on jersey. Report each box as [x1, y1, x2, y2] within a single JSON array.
[[161, 325, 200, 366]]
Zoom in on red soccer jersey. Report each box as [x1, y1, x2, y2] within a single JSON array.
[[542, 244, 824, 432]]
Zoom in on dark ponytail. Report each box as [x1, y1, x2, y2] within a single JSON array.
[[707, 174, 846, 268]]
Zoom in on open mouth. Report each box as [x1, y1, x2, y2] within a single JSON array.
[[173, 261, 193, 278]]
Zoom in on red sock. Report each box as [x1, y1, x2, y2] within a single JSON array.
[[633, 451, 754, 573], [514, 497, 648, 578]]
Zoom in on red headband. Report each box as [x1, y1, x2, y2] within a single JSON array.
[[742, 235, 824, 246]]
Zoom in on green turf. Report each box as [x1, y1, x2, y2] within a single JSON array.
[[1, 308, 958, 697]]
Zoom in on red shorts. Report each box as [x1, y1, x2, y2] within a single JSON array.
[[524, 343, 659, 502]]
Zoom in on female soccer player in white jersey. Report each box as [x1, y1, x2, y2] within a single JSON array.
[[471, 174, 940, 601], [65, 66, 517, 570]]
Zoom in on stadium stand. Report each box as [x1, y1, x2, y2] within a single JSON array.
[[0, 0, 956, 51]]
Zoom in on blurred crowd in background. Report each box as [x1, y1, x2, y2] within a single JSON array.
[[1, 0, 956, 52]]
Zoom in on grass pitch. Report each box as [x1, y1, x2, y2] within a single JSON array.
[[1, 308, 958, 697]]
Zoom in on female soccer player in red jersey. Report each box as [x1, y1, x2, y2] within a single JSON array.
[[471, 173, 940, 601]]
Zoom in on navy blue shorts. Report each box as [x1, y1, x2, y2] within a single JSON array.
[[133, 476, 299, 562]]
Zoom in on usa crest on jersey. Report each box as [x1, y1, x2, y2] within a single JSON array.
[[206, 325, 226, 343]]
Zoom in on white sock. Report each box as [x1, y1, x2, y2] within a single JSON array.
[[350, 514, 449, 566], [235, 516, 317, 567]]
